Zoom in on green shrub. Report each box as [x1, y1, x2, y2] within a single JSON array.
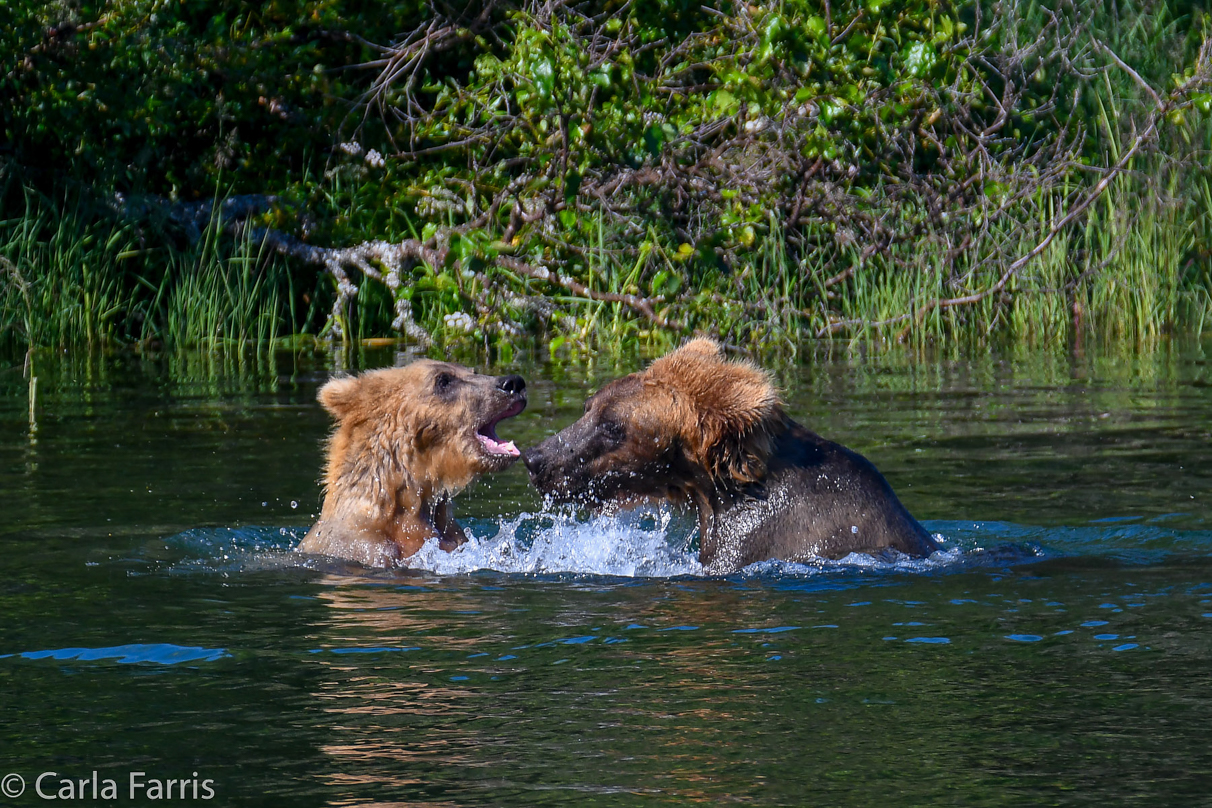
[[2, 0, 1209, 353]]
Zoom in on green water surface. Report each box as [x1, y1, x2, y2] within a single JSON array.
[[1, 341, 1211, 806]]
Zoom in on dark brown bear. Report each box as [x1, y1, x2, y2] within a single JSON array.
[[298, 361, 526, 567], [522, 339, 937, 573]]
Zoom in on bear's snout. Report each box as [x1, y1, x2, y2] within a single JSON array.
[[522, 431, 592, 500], [521, 444, 545, 475], [521, 441, 563, 493], [498, 374, 526, 395]]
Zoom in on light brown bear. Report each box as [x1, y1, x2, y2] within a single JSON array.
[[522, 339, 937, 573], [298, 361, 526, 567]]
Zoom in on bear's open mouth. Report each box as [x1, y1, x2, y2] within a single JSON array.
[[475, 399, 525, 457]]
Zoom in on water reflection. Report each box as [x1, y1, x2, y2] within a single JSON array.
[[277, 559, 1212, 804]]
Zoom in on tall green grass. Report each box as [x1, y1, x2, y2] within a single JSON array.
[[0, 184, 315, 356], [0, 189, 136, 350], [811, 167, 1212, 351], [162, 218, 288, 353]]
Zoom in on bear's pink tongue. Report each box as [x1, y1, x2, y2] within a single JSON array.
[[477, 433, 520, 457]]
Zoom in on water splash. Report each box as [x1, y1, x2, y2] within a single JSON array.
[[156, 515, 1212, 580], [406, 507, 702, 577], [157, 513, 1061, 579]]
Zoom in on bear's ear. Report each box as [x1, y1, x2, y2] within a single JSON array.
[[691, 360, 782, 485], [648, 343, 783, 485], [317, 375, 362, 420]]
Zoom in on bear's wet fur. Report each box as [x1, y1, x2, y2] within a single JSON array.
[[522, 339, 937, 573], [299, 361, 526, 567]]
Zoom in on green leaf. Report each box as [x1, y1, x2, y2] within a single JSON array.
[[590, 63, 612, 88], [712, 89, 739, 116], [533, 57, 555, 99], [901, 42, 937, 79]]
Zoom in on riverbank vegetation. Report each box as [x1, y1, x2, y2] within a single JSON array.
[[2, 0, 1210, 357]]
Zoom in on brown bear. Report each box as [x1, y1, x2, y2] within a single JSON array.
[[522, 339, 937, 573], [298, 361, 527, 567]]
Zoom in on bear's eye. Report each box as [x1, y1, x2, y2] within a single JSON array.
[[433, 372, 456, 395], [599, 419, 626, 447]]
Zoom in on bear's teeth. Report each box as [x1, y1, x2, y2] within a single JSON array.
[[477, 434, 520, 457]]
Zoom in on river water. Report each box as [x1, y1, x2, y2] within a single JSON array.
[[1, 340, 1210, 806]]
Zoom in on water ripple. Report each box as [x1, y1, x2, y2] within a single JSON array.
[[1, 643, 228, 665]]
